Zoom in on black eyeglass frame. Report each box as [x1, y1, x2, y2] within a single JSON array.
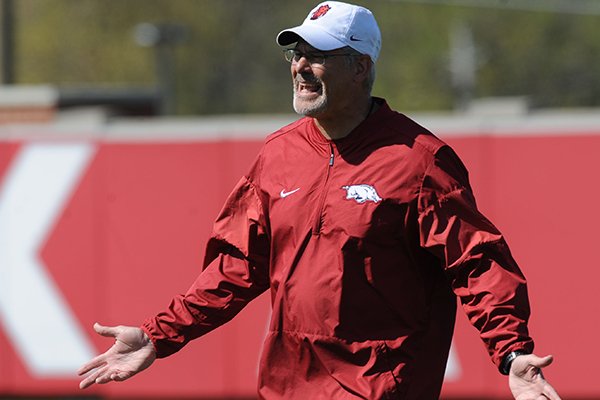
[[283, 48, 358, 66]]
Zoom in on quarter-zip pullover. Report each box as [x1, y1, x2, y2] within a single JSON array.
[[142, 98, 534, 399]]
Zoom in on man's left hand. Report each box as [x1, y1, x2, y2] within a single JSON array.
[[509, 354, 561, 400]]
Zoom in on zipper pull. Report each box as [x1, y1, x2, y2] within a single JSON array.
[[329, 145, 334, 166]]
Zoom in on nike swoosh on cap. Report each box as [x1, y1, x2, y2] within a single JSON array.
[[349, 35, 362, 41]]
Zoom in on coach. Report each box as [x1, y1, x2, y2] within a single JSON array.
[[78, 2, 560, 399]]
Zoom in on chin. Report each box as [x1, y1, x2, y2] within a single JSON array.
[[293, 94, 328, 117]]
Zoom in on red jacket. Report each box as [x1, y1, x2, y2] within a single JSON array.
[[142, 99, 534, 399]]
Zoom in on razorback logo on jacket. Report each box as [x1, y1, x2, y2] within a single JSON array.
[[311, 4, 331, 20], [342, 184, 382, 204]]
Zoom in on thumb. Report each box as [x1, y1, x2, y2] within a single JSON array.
[[93, 322, 120, 338], [528, 354, 554, 369]]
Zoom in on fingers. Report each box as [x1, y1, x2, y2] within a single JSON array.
[[515, 354, 554, 371], [95, 369, 117, 385], [77, 354, 106, 376], [532, 354, 554, 369], [78, 323, 116, 375], [95, 369, 133, 385], [520, 354, 553, 375], [79, 367, 130, 388], [79, 373, 96, 390], [93, 322, 121, 338], [79, 323, 125, 375], [78, 323, 118, 386], [78, 365, 108, 389], [532, 354, 561, 400], [78, 323, 138, 389], [543, 382, 562, 400], [112, 371, 131, 382], [79, 375, 96, 389]]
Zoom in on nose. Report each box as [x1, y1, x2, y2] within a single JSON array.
[[291, 55, 312, 74]]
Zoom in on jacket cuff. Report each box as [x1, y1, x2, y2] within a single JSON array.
[[140, 318, 172, 359], [496, 341, 534, 375]]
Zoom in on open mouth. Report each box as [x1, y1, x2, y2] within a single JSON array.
[[296, 80, 322, 97]]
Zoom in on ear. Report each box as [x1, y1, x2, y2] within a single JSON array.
[[353, 55, 371, 84]]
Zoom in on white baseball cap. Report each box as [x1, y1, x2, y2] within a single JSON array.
[[276, 1, 382, 63]]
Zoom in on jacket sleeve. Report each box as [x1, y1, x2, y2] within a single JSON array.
[[141, 168, 271, 358], [417, 145, 534, 369]]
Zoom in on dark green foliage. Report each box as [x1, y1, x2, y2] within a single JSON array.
[[12, 0, 600, 114]]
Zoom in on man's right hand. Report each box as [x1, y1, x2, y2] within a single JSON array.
[[77, 323, 157, 389]]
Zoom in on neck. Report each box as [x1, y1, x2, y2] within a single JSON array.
[[314, 97, 376, 140]]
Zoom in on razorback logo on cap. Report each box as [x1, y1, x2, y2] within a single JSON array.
[[311, 4, 331, 20]]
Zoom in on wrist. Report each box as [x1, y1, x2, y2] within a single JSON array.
[[500, 350, 529, 375], [139, 326, 157, 354]]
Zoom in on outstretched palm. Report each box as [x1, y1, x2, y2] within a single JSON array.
[[78, 323, 156, 389], [509, 354, 561, 400]]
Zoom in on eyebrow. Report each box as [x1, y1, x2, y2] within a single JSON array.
[[294, 44, 319, 52], [293, 46, 352, 56]]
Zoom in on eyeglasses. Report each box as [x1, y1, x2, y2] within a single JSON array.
[[283, 48, 357, 66]]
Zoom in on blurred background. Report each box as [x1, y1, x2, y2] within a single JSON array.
[[1, 0, 599, 399], [3, 0, 600, 115]]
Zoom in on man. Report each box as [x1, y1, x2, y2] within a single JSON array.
[[78, 2, 560, 399]]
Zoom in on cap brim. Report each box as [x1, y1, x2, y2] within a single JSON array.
[[276, 24, 346, 51]]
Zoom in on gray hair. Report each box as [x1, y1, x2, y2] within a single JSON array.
[[344, 47, 376, 94]]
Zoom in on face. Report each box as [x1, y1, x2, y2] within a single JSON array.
[[291, 42, 357, 118]]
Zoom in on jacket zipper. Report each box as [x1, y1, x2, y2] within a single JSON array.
[[313, 143, 335, 235]]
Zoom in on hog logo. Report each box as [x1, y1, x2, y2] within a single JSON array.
[[311, 4, 331, 20], [342, 184, 382, 204]]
